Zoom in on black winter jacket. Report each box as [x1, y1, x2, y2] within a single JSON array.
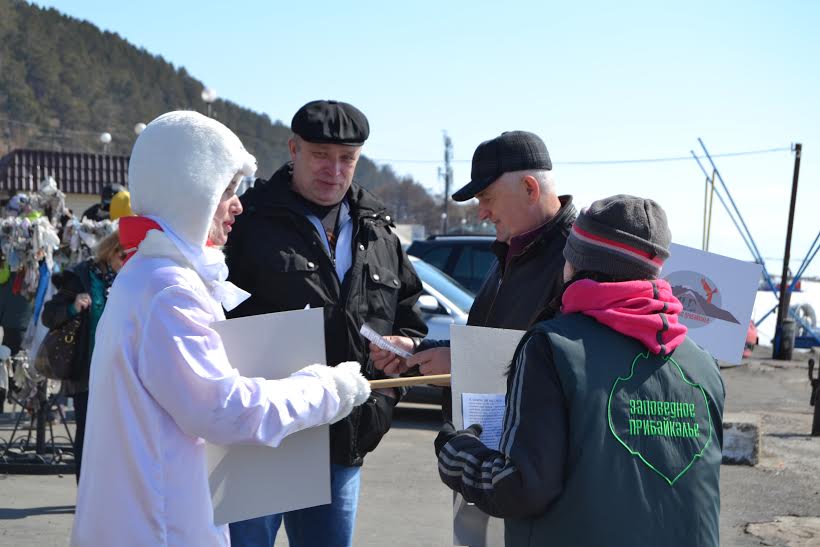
[[469, 196, 576, 329], [419, 197, 576, 419], [0, 272, 34, 331], [42, 261, 94, 393], [225, 163, 428, 466], [419, 196, 576, 350]]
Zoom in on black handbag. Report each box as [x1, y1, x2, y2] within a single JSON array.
[[35, 315, 82, 380]]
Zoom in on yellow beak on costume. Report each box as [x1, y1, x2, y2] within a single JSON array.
[[110, 190, 133, 220]]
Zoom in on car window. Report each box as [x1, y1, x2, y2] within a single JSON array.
[[418, 246, 452, 272], [453, 246, 497, 294]]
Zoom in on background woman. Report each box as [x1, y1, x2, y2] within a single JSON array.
[[42, 230, 123, 482]]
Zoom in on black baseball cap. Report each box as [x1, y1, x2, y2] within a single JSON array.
[[101, 183, 125, 204], [291, 100, 370, 146], [452, 131, 552, 202]]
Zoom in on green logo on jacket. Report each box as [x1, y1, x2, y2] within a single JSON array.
[[607, 352, 714, 486]]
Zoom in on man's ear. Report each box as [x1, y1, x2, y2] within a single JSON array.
[[287, 138, 299, 162], [522, 175, 540, 203]]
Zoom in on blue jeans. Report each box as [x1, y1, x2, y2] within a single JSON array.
[[229, 464, 361, 547]]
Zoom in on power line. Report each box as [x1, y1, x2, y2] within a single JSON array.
[[370, 146, 792, 166], [0, 116, 792, 166], [0, 116, 283, 149], [559, 147, 791, 165], [0, 117, 113, 137]]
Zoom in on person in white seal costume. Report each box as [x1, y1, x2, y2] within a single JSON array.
[[70, 111, 371, 547]]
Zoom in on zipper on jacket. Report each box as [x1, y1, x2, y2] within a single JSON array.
[[484, 240, 532, 322], [484, 237, 549, 324], [484, 262, 506, 323]]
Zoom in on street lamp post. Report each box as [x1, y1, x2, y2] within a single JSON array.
[[201, 87, 218, 118], [440, 212, 448, 234], [99, 132, 112, 154]]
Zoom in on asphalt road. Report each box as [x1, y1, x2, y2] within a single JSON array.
[[1, 347, 818, 546]]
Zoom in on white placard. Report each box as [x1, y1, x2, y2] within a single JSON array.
[[207, 308, 330, 525], [461, 393, 506, 451], [450, 325, 525, 547], [661, 243, 762, 364]]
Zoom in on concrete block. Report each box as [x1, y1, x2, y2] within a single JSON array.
[[722, 412, 761, 465]]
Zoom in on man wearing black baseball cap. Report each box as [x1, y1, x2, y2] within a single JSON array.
[[371, 130, 576, 380], [225, 100, 427, 547]]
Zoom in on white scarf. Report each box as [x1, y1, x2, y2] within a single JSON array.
[[144, 216, 250, 312]]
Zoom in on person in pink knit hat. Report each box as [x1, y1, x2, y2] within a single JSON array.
[[436, 194, 725, 547]]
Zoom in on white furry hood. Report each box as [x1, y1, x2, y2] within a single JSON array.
[[128, 111, 256, 247]]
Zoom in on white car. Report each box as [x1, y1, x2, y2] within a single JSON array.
[[409, 255, 472, 340], [404, 257, 474, 404]]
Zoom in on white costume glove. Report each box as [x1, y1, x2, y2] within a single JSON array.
[[291, 361, 371, 424]]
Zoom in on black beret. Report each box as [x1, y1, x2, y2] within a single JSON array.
[[291, 100, 369, 146]]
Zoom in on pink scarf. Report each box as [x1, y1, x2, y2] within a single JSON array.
[[561, 278, 687, 356]]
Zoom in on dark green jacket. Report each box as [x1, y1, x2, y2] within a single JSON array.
[[509, 314, 724, 546], [0, 272, 34, 330], [439, 313, 724, 547]]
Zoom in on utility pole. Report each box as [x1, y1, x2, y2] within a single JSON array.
[[438, 131, 453, 234], [702, 169, 716, 251], [773, 143, 802, 360]]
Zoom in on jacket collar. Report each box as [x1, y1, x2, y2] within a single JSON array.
[[137, 229, 251, 312], [491, 195, 577, 265], [138, 229, 193, 265]]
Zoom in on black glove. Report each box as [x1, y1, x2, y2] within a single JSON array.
[[434, 421, 483, 458]]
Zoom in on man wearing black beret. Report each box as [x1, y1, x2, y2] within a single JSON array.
[[225, 100, 427, 547]]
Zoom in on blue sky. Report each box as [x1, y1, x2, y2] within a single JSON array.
[[37, 1, 820, 275]]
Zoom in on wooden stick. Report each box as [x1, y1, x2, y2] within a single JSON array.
[[368, 374, 451, 389]]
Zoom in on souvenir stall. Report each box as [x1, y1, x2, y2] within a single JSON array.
[[0, 177, 112, 473]]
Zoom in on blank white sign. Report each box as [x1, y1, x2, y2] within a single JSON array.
[[450, 325, 524, 547], [208, 307, 331, 525]]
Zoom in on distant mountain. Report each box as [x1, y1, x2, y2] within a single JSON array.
[[672, 285, 740, 324], [0, 0, 478, 232]]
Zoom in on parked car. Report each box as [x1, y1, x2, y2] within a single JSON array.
[[403, 256, 474, 404], [406, 235, 496, 295], [743, 320, 758, 358], [410, 255, 472, 339]]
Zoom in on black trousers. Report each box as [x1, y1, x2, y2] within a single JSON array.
[[72, 390, 89, 483]]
